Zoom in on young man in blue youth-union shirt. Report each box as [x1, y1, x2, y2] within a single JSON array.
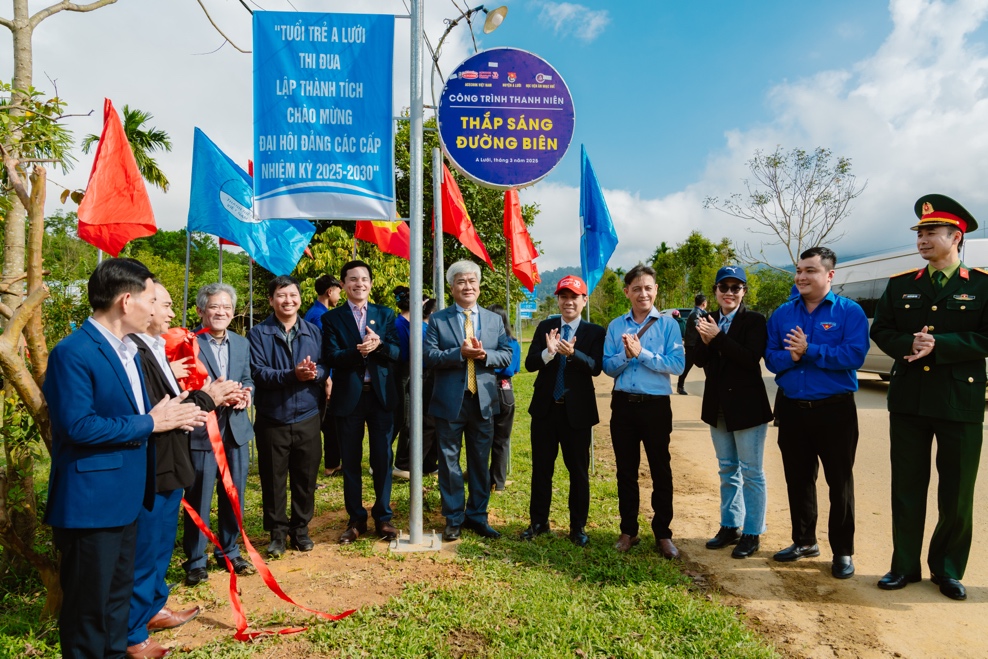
[[765, 247, 870, 580]]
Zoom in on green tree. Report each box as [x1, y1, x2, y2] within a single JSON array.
[[745, 267, 794, 316], [652, 231, 736, 310], [81, 104, 172, 192], [703, 146, 866, 270]]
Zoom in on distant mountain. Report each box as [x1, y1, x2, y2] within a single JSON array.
[[535, 266, 581, 299]]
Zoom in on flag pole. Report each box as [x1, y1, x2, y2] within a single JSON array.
[[97, 249, 104, 264], [432, 148, 445, 309], [218, 236, 223, 283], [182, 229, 192, 326], [248, 259, 254, 330]]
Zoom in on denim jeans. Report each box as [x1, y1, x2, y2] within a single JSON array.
[[710, 417, 768, 535]]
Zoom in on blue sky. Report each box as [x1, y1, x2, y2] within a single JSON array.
[[5, 0, 988, 272]]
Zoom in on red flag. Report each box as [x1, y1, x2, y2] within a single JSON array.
[[441, 164, 493, 269], [77, 99, 156, 255], [503, 190, 539, 292], [354, 220, 411, 259], [219, 237, 239, 247]]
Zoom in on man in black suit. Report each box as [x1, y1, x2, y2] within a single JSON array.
[[322, 260, 401, 543], [127, 281, 235, 657], [521, 275, 605, 546]]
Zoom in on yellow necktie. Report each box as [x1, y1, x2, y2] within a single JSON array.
[[464, 309, 477, 394]]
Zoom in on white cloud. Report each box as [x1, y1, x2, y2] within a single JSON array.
[[528, 0, 988, 271], [535, 2, 610, 42]]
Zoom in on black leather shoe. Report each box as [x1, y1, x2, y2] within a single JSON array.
[[877, 571, 921, 590], [376, 522, 398, 541], [520, 523, 551, 541], [773, 543, 820, 562], [224, 556, 255, 575], [832, 555, 855, 579], [569, 528, 589, 547], [732, 534, 759, 558], [677, 387, 688, 395], [462, 519, 501, 539], [267, 534, 286, 557], [289, 530, 315, 552], [184, 567, 208, 586], [706, 526, 742, 549], [931, 574, 967, 600], [443, 524, 461, 541]]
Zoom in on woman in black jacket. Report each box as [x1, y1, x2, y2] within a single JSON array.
[[693, 266, 774, 558]]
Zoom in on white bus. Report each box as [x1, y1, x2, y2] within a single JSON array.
[[831, 238, 988, 378]]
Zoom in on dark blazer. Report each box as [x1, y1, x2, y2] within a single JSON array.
[[526, 318, 605, 428], [322, 303, 401, 415], [692, 304, 774, 432], [872, 264, 988, 423], [425, 305, 512, 420], [43, 320, 155, 529], [193, 329, 254, 448], [133, 336, 215, 492]]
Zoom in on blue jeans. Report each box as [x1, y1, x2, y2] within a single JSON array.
[[709, 418, 768, 535]]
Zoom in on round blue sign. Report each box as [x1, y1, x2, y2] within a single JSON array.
[[437, 47, 576, 190]]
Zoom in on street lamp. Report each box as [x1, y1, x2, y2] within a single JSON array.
[[429, 5, 508, 108]]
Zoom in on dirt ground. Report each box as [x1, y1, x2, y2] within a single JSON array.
[[660, 369, 988, 659], [155, 369, 988, 658]]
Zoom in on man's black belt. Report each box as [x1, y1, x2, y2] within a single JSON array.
[[783, 392, 853, 409], [362, 383, 372, 392], [613, 390, 666, 403]]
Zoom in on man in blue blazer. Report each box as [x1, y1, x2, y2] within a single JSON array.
[[182, 282, 256, 586], [323, 260, 401, 543], [425, 260, 512, 541], [44, 258, 206, 659]]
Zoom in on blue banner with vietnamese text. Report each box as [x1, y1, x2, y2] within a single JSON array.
[[253, 12, 395, 220]]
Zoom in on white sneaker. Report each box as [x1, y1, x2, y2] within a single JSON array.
[[392, 468, 411, 479]]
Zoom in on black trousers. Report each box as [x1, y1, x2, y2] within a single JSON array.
[[335, 390, 394, 526], [53, 521, 137, 659], [677, 346, 696, 390], [393, 372, 439, 473], [255, 413, 322, 536], [489, 378, 515, 490], [609, 393, 674, 538], [776, 394, 858, 556], [530, 403, 591, 529], [322, 409, 341, 470]]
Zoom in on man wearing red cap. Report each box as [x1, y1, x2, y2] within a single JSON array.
[[521, 275, 606, 546], [871, 194, 988, 601]]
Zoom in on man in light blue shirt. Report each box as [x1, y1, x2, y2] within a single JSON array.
[[603, 264, 685, 558]]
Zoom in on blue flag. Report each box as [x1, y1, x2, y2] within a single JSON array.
[[580, 145, 618, 295], [188, 128, 316, 275]]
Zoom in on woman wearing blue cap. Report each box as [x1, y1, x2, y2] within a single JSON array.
[[692, 265, 774, 558]]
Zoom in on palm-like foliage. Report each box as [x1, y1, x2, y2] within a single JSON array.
[[82, 104, 172, 192]]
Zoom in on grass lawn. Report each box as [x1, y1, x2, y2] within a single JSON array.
[[0, 367, 777, 658]]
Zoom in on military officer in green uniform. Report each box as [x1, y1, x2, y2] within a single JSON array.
[[871, 193, 988, 601]]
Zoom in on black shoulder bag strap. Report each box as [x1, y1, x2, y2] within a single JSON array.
[[636, 316, 659, 339]]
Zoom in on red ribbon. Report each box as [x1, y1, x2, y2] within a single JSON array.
[[169, 328, 356, 639]]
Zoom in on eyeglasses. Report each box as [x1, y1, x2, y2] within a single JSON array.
[[716, 284, 744, 294]]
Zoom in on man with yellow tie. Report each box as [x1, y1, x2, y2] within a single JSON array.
[[426, 260, 513, 542]]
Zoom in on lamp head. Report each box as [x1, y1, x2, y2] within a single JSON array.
[[483, 6, 508, 34]]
